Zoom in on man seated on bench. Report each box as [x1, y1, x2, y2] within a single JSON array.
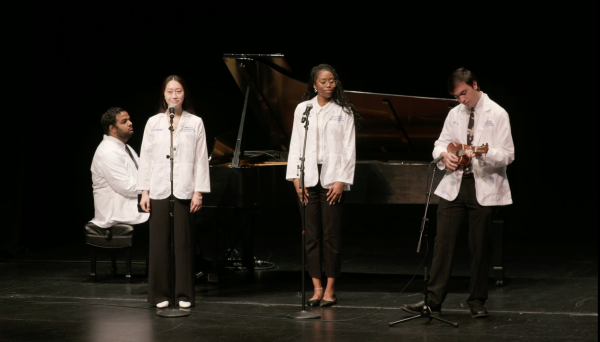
[[90, 107, 149, 229]]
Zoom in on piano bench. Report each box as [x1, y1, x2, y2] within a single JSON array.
[[84, 222, 135, 283]]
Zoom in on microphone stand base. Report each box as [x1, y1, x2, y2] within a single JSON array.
[[388, 309, 458, 327], [287, 310, 321, 319], [156, 307, 192, 318]]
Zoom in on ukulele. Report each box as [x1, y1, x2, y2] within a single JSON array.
[[447, 142, 489, 166]]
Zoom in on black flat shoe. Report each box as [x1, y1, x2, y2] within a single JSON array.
[[307, 299, 321, 307], [320, 295, 337, 307]]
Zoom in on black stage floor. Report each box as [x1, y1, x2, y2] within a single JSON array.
[[1, 207, 597, 342]]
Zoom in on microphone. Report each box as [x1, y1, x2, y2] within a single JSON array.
[[301, 104, 313, 123], [168, 104, 176, 117], [431, 154, 444, 164]]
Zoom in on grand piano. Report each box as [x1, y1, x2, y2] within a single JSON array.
[[200, 54, 505, 285]]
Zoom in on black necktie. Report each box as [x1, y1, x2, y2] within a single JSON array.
[[125, 146, 138, 169], [467, 107, 475, 145], [465, 108, 475, 174]]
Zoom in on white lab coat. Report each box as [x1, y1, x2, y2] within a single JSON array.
[[90, 135, 149, 228], [433, 93, 515, 206], [136, 111, 210, 200], [286, 96, 356, 190]]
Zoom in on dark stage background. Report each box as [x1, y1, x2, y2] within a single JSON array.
[[15, 8, 597, 254]]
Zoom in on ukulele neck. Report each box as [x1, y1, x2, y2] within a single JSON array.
[[454, 145, 486, 157]]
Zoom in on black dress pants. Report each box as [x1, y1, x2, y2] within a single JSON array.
[[427, 175, 494, 306], [147, 197, 196, 305], [298, 179, 344, 279]]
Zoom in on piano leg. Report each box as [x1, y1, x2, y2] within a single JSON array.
[[241, 215, 255, 272], [492, 208, 504, 286], [208, 215, 224, 283], [223, 211, 257, 272], [205, 208, 260, 283]]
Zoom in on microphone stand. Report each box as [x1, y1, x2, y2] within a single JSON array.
[[157, 108, 191, 318], [389, 162, 457, 328], [288, 108, 320, 320]]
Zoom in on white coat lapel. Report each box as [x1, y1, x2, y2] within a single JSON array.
[[175, 112, 190, 138], [310, 96, 320, 121], [322, 104, 337, 133], [309, 97, 319, 137], [458, 105, 469, 145], [474, 95, 490, 146]]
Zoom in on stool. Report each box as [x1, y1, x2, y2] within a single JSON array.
[[85, 222, 134, 282]]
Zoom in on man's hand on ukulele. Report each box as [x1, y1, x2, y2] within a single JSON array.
[[464, 150, 476, 159], [441, 152, 460, 171]]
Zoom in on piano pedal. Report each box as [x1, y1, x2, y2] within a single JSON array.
[[208, 273, 220, 283]]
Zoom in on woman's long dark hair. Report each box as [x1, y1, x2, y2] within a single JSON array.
[[158, 75, 196, 114], [302, 64, 361, 128]]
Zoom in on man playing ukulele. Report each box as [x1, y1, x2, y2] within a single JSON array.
[[402, 68, 515, 318]]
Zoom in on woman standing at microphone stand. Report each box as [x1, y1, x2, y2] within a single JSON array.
[[286, 64, 359, 307], [137, 75, 210, 310]]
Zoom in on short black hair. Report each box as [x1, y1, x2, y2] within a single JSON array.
[[101, 107, 125, 135], [448, 67, 480, 94]]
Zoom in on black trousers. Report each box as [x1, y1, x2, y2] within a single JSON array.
[[298, 179, 344, 279], [427, 175, 494, 306], [147, 197, 196, 305]]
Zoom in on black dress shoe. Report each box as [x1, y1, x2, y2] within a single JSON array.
[[401, 301, 441, 316], [320, 295, 337, 307], [306, 299, 321, 307], [467, 300, 490, 318]]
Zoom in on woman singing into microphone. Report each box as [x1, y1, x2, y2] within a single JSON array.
[[286, 64, 359, 307], [137, 75, 210, 309]]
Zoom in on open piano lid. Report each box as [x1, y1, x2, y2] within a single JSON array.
[[216, 53, 457, 165]]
